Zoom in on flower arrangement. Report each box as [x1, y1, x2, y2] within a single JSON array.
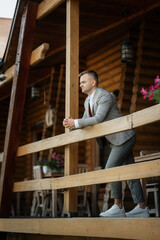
[[36, 152, 64, 172], [141, 75, 160, 103], [51, 152, 64, 171]]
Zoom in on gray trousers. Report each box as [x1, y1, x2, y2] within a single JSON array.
[[105, 135, 144, 203]]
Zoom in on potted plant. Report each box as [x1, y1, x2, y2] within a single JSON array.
[[36, 159, 52, 174]]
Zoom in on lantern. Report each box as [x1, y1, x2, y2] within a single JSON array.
[[121, 9, 134, 63], [31, 84, 40, 100], [121, 40, 133, 63]]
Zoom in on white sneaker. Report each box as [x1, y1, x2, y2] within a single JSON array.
[[99, 204, 126, 218], [125, 205, 149, 218]]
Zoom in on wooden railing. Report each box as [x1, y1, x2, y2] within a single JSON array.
[[0, 104, 159, 239], [17, 104, 160, 156]]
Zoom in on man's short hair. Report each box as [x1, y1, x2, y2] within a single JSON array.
[[79, 70, 98, 86]]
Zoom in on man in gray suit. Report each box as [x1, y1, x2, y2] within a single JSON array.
[[63, 70, 149, 218]]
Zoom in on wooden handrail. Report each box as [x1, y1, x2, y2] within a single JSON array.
[[17, 104, 160, 157], [0, 104, 159, 162]]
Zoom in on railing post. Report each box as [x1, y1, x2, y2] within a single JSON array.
[[64, 0, 79, 215]]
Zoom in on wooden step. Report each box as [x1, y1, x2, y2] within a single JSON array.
[[0, 218, 159, 240]]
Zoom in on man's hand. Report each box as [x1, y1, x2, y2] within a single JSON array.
[[63, 116, 75, 129]]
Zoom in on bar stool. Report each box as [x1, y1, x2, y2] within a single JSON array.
[[146, 183, 159, 217]]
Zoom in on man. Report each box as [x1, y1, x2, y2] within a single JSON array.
[[63, 70, 149, 218]]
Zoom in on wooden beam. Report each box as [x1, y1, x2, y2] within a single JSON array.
[[130, 20, 145, 113], [37, 0, 65, 20], [0, 0, 38, 218], [30, 43, 49, 66], [13, 159, 160, 192], [117, 63, 126, 111], [64, 0, 79, 214], [0, 153, 3, 163], [17, 104, 160, 157], [0, 218, 159, 240], [0, 43, 49, 89], [1, 65, 15, 85]]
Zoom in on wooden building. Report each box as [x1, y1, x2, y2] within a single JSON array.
[[0, 0, 160, 239]]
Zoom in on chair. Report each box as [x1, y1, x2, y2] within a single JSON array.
[[30, 166, 52, 217], [140, 150, 160, 217], [78, 164, 91, 217]]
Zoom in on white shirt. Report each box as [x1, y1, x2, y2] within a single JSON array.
[[74, 90, 96, 128]]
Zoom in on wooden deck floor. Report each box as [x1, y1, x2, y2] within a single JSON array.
[[0, 217, 160, 240]]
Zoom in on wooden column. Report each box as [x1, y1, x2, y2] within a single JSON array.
[[0, 0, 38, 218], [64, 0, 79, 214]]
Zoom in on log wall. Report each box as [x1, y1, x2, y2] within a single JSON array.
[[130, 12, 160, 155]]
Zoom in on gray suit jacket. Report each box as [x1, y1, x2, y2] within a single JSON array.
[[77, 87, 135, 146]]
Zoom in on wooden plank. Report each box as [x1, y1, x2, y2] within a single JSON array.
[[0, 1, 38, 218], [64, 0, 79, 214], [0, 43, 50, 88], [0, 218, 159, 240], [37, 0, 65, 20], [13, 159, 160, 192], [17, 104, 160, 157]]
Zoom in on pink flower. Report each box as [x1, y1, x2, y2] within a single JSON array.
[[141, 88, 147, 99], [149, 85, 154, 92], [51, 152, 56, 158], [154, 82, 158, 89], [149, 92, 154, 100], [141, 88, 147, 95], [141, 75, 160, 103], [143, 94, 147, 99], [155, 76, 160, 84]]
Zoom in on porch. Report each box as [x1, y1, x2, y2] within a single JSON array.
[[0, 104, 160, 240], [0, 0, 160, 239]]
